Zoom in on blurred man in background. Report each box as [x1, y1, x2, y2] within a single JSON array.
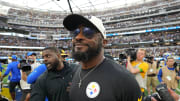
[[19, 52, 40, 101], [1, 55, 21, 101], [127, 48, 149, 97], [27, 49, 70, 85], [30, 47, 77, 101], [146, 56, 158, 95], [26, 52, 40, 71], [157, 56, 180, 90]]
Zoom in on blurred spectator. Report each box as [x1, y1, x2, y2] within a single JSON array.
[[19, 52, 40, 101], [1, 55, 21, 101]]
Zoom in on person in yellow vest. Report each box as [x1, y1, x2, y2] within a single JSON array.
[[146, 56, 158, 95], [157, 56, 180, 90], [127, 48, 149, 96]]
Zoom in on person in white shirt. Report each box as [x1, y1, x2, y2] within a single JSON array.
[[20, 52, 40, 101]]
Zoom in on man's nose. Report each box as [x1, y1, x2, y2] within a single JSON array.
[[43, 58, 47, 62], [74, 31, 86, 40]]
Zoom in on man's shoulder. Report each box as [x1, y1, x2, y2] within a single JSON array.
[[9, 61, 16, 65], [103, 58, 130, 75], [137, 61, 148, 68], [142, 61, 148, 65], [105, 59, 139, 87], [69, 63, 80, 68], [7, 62, 14, 67], [104, 58, 125, 68], [67, 62, 80, 72], [37, 71, 48, 81]]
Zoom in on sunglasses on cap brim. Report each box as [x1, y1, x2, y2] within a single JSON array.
[[71, 27, 99, 39]]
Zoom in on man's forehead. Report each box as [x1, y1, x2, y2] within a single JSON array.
[[42, 50, 52, 54], [137, 50, 145, 53], [78, 24, 97, 30], [167, 58, 174, 61], [42, 50, 58, 55], [137, 51, 144, 53], [30, 54, 36, 57]]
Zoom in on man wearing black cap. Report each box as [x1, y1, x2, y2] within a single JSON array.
[[63, 14, 142, 101]]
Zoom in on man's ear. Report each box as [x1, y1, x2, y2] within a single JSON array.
[[57, 54, 61, 59], [102, 39, 107, 47]]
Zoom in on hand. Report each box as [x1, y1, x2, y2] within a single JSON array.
[[168, 88, 179, 101], [161, 81, 165, 84], [66, 82, 72, 92], [151, 88, 179, 101], [151, 97, 157, 101], [176, 76, 180, 80], [127, 56, 131, 62]]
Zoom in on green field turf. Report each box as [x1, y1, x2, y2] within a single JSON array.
[[1, 64, 9, 84]]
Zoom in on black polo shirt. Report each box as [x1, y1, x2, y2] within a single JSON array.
[[70, 58, 142, 101]]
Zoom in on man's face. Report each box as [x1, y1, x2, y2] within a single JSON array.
[[72, 26, 103, 62], [42, 50, 61, 71], [27, 55, 36, 64], [27, 55, 36, 60], [166, 58, 175, 67], [136, 50, 145, 61]]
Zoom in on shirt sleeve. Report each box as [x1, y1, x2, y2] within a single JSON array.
[[118, 74, 142, 101], [114, 68, 142, 101], [27, 64, 47, 84], [4, 64, 11, 76], [157, 69, 163, 82]]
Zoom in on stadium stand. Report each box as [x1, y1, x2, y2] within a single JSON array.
[[0, 0, 179, 59]]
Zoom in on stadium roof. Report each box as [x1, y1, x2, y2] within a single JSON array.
[[0, 0, 155, 13]]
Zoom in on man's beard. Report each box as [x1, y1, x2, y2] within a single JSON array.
[[48, 59, 60, 72], [72, 40, 102, 62]]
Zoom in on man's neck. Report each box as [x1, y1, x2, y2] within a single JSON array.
[[167, 65, 174, 68], [56, 62, 64, 71], [136, 59, 143, 63], [81, 52, 104, 69]]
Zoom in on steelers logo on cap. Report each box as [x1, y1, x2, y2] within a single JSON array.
[[86, 82, 100, 98]]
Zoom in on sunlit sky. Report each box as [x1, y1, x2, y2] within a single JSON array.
[[0, 0, 155, 13]]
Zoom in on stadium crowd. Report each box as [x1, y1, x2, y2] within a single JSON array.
[[0, 29, 179, 48], [3, 0, 179, 35]]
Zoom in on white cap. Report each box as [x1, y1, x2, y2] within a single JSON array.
[[63, 14, 106, 39]]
